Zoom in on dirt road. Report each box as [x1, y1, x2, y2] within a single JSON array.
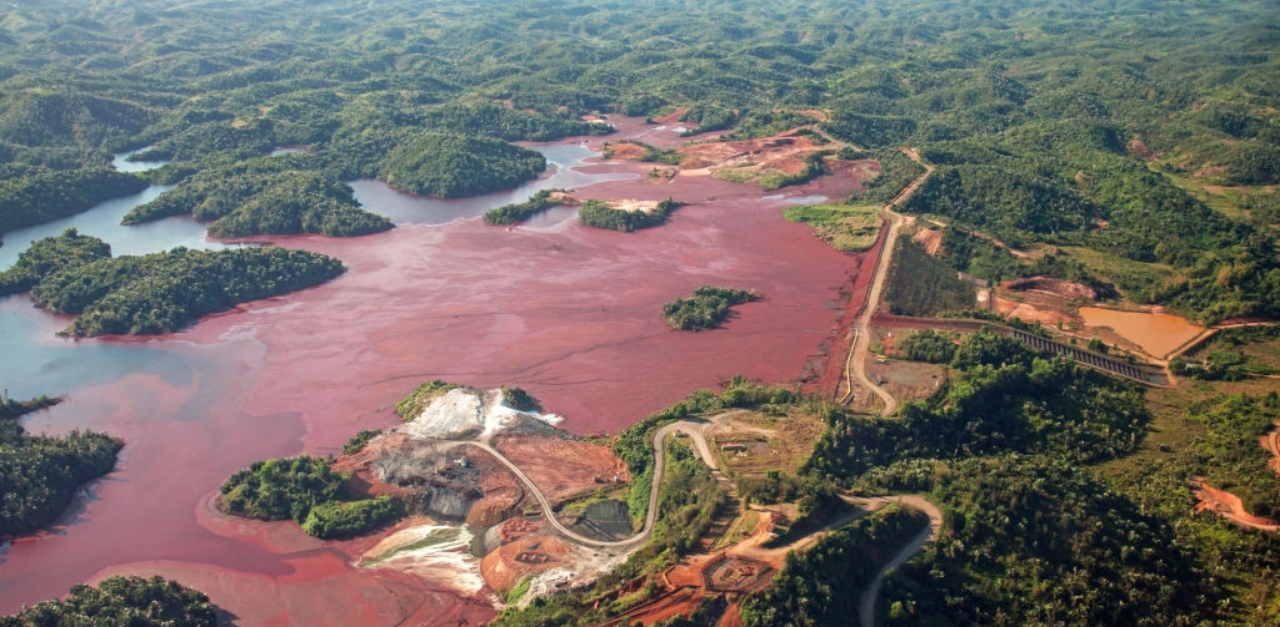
[[851, 495, 944, 627], [841, 149, 935, 414], [474, 420, 942, 627], [468, 421, 715, 550]]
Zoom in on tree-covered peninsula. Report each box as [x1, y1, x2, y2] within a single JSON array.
[[0, 393, 121, 538], [483, 189, 564, 225], [0, 228, 111, 295], [123, 158, 391, 238], [219, 455, 403, 540], [0, 170, 147, 243], [0, 576, 217, 627]]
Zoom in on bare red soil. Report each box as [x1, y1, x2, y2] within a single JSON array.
[[649, 108, 690, 125], [994, 296, 1074, 326], [1261, 423, 1280, 476], [0, 119, 869, 623], [493, 434, 628, 505], [910, 228, 943, 256], [605, 142, 653, 161], [1190, 476, 1280, 532], [1001, 276, 1098, 301], [676, 129, 824, 177], [480, 533, 574, 593], [809, 223, 888, 399]]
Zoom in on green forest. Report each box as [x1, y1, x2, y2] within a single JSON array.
[[123, 158, 392, 237], [579, 198, 683, 232], [6, 231, 345, 335], [0, 0, 1271, 319], [0, 576, 217, 627], [0, 394, 122, 537], [381, 132, 547, 198], [661, 286, 762, 331], [219, 455, 403, 540], [0, 228, 111, 295], [483, 189, 564, 225]]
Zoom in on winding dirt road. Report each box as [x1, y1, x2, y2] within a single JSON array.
[[469, 421, 715, 549], [840, 149, 935, 415], [473, 419, 941, 627], [851, 495, 944, 627]]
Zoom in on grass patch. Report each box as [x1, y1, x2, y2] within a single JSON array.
[[1159, 170, 1252, 221], [558, 484, 632, 517], [712, 509, 759, 552], [783, 203, 882, 252], [711, 168, 757, 184], [342, 428, 382, 455], [711, 410, 825, 479], [506, 576, 533, 605], [395, 380, 463, 421], [1060, 246, 1173, 303]]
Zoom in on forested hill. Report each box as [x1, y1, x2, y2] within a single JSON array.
[[0, 0, 1273, 317]]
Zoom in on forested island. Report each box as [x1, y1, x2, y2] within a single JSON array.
[[0, 230, 345, 335], [382, 132, 548, 198], [578, 198, 683, 232], [661, 286, 762, 331]]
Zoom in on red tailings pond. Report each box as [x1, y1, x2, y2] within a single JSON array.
[[0, 120, 867, 626]]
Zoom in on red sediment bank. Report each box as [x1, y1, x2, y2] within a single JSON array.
[[808, 222, 887, 399], [0, 123, 868, 624]]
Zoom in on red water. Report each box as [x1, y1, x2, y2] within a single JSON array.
[[0, 123, 866, 625]]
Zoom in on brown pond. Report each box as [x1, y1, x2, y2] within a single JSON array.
[[1078, 306, 1206, 359], [0, 119, 867, 624]]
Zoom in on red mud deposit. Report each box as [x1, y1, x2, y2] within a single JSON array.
[[810, 224, 887, 399], [0, 122, 866, 623], [189, 159, 864, 448]]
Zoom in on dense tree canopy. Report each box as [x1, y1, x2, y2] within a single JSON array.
[[0, 228, 112, 295], [382, 132, 546, 198], [0, 394, 121, 537], [483, 189, 563, 225], [0, 169, 146, 238], [578, 198, 682, 232], [0, 576, 216, 627], [661, 286, 761, 331], [125, 161, 391, 237], [0, 0, 1270, 319], [23, 245, 345, 335]]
